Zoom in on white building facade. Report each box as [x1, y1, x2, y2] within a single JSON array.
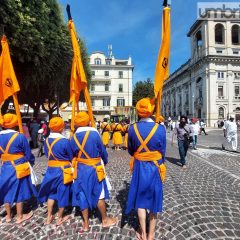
[[89, 51, 134, 120], [162, 12, 240, 127]]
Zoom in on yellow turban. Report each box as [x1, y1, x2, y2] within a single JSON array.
[[136, 98, 155, 118], [49, 117, 64, 132], [159, 115, 165, 123], [2, 113, 18, 129], [75, 112, 90, 127]]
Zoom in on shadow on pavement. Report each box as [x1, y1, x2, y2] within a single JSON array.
[[165, 157, 182, 167], [116, 181, 139, 230]]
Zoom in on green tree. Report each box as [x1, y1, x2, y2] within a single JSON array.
[[133, 78, 154, 106], [0, 0, 91, 118]]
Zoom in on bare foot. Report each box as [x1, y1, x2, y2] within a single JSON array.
[[102, 217, 117, 228], [16, 211, 33, 224], [6, 216, 12, 223], [82, 220, 90, 232], [44, 215, 54, 225], [56, 215, 69, 226]]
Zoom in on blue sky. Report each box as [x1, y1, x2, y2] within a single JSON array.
[[58, 0, 237, 84]]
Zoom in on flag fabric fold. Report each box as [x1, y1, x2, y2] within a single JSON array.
[[0, 35, 23, 133], [68, 20, 95, 133], [0, 35, 20, 105], [153, 6, 171, 121]]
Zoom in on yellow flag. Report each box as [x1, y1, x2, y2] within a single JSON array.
[[68, 20, 87, 103], [153, 6, 171, 98], [0, 35, 20, 105]]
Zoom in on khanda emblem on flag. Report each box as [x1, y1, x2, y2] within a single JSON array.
[[162, 58, 168, 69], [5, 78, 13, 88]]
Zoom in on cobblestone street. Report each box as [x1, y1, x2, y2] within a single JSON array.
[[0, 130, 240, 240]]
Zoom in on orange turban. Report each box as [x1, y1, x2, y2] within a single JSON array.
[[75, 112, 90, 127], [136, 98, 155, 118], [49, 117, 64, 132], [159, 115, 165, 123], [2, 113, 18, 129]]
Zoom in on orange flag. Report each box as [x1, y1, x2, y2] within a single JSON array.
[[154, 6, 171, 97], [0, 35, 20, 105], [68, 19, 95, 132], [68, 20, 87, 103]]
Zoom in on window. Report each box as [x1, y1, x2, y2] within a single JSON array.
[[119, 84, 123, 92], [106, 60, 111, 65], [117, 99, 125, 107], [119, 71, 123, 79], [104, 71, 109, 77], [215, 23, 224, 44], [91, 71, 95, 76], [90, 84, 95, 91], [196, 30, 203, 47], [199, 88, 202, 99], [232, 25, 240, 45], [217, 72, 224, 79], [103, 98, 110, 106], [218, 86, 223, 97], [235, 86, 240, 96], [105, 83, 109, 91], [233, 50, 239, 55], [91, 98, 95, 106], [94, 58, 101, 65], [216, 50, 223, 54], [218, 107, 224, 119]]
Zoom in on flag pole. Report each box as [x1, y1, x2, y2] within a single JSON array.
[[12, 93, 23, 133], [70, 96, 76, 137]]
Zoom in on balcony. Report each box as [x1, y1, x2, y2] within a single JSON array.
[[234, 96, 240, 100], [217, 96, 225, 100], [91, 75, 111, 81]]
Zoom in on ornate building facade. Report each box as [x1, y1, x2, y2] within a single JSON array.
[[162, 11, 240, 126]]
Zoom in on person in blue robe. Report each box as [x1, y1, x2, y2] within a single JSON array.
[[38, 117, 73, 225], [126, 98, 166, 240], [70, 112, 117, 231], [0, 113, 36, 224]]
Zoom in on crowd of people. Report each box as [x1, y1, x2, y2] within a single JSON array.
[[0, 100, 239, 239], [0, 98, 167, 240]]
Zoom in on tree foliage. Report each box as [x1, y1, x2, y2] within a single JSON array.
[[0, 0, 91, 118], [133, 78, 154, 106]]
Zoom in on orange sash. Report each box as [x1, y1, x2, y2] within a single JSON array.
[[46, 137, 73, 184], [0, 133, 30, 179], [130, 123, 166, 182], [73, 131, 105, 182]]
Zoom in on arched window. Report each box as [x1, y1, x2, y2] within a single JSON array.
[[215, 24, 224, 44], [196, 30, 203, 47], [232, 25, 240, 45], [94, 58, 101, 65], [218, 107, 224, 119]]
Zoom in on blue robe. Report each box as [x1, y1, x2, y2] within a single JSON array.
[[70, 127, 109, 210], [38, 133, 73, 208], [0, 130, 37, 206], [126, 119, 166, 214]]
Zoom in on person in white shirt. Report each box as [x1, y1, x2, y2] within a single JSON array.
[[222, 117, 238, 151], [191, 119, 200, 150]]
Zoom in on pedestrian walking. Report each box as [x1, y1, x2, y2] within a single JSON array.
[[191, 118, 200, 150], [37, 128, 45, 157], [199, 119, 208, 135], [0, 113, 36, 223], [171, 116, 192, 168], [123, 120, 130, 150], [38, 117, 73, 225], [70, 112, 117, 231], [222, 116, 238, 151], [30, 119, 40, 148], [101, 118, 111, 148], [126, 98, 166, 240]]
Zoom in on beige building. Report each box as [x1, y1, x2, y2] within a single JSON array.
[[162, 11, 240, 126], [89, 48, 134, 120]]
